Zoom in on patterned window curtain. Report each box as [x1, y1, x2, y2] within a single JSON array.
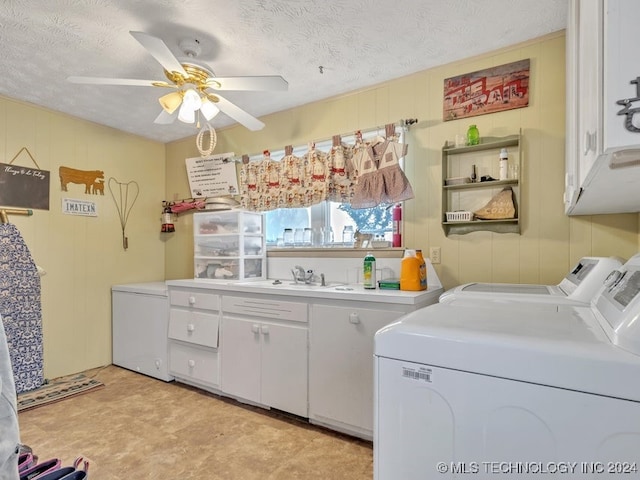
[[240, 125, 413, 212], [0, 222, 44, 394]]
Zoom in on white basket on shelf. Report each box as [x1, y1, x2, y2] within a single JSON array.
[[446, 211, 473, 222]]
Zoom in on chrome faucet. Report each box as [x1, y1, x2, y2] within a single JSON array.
[[292, 265, 314, 284]]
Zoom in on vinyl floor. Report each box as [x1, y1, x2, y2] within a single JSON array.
[[18, 365, 373, 479]]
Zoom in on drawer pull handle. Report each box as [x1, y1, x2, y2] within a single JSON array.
[[187, 323, 195, 333], [349, 313, 360, 324], [261, 325, 270, 335], [188, 359, 196, 368], [251, 324, 260, 334], [188, 296, 196, 305]]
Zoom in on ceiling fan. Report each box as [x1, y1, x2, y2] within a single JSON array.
[[68, 31, 288, 131]]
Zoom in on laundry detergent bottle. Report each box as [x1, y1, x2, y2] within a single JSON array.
[[400, 249, 422, 291], [415, 249, 428, 290]]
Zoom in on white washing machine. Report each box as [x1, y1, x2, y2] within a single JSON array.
[[374, 254, 640, 480], [438, 256, 623, 310]]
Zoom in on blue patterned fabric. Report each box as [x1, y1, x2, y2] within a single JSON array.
[[0, 223, 43, 394], [0, 318, 19, 480]]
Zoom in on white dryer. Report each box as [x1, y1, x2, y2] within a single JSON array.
[[374, 254, 640, 480], [438, 256, 623, 310]]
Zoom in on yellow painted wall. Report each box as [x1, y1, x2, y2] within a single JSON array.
[[3, 31, 636, 379], [0, 96, 165, 378], [166, 31, 639, 287]]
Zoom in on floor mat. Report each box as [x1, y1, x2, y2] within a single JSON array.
[[17, 372, 104, 412]]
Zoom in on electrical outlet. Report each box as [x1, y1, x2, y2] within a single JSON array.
[[430, 247, 441, 264]]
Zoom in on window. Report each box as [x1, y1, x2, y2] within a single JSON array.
[[252, 129, 404, 248], [264, 201, 394, 247]]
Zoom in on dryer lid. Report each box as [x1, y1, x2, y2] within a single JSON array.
[[461, 283, 550, 294], [375, 301, 640, 402]]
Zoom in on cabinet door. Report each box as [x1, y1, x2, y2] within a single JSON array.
[[112, 291, 171, 381], [261, 322, 308, 418], [604, 0, 640, 150], [220, 316, 261, 404], [309, 305, 402, 433], [576, 0, 603, 187]]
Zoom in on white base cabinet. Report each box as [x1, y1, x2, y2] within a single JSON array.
[[309, 304, 405, 440], [167, 288, 221, 391], [221, 296, 308, 418], [165, 279, 443, 441]]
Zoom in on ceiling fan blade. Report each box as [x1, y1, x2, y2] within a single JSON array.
[[215, 95, 265, 131], [154, 109, 178, 125], [207, 76, 288, 91], [129, 31, 187, 77], [67, 76, 173, 87]]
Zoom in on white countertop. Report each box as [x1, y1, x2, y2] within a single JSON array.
[[112, 281, 168, 296], [165, 278, 442, 306]]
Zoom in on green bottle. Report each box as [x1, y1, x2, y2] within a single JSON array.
[[363, 252, 376, 289], [467, 124, 479, 145]]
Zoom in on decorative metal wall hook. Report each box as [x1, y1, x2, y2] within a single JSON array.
[[616, 77, 640, 133]]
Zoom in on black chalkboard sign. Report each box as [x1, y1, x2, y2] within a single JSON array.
[[0, 162, 50, 210]]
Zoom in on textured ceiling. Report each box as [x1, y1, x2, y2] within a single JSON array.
[[0, 0, 567, 143]]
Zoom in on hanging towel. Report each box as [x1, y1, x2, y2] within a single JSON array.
[[375, 139, 414, 204], [326, 138, 356, 204], [0, 223, 43, 394], [304, 143, 329, 206], [279, 149, 307, 208], [351, 135, 414, 208]]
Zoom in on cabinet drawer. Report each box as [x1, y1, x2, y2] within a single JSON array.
[[169, 309, 219, 348], [169, 342, 219, 387], [169, 289, 219, 310], [222, 296, 308, 323]]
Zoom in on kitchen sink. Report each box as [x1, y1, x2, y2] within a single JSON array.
[[286, 281, 346, 288], [236, 279, 348, 290]]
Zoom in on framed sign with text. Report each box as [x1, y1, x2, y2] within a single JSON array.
[[443, 59, 530, 121], [185, 152, 238, 198]]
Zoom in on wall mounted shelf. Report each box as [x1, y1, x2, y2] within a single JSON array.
[[441, 132, 522, 236]]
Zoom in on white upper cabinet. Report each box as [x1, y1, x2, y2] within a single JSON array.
[[566, 0, 640, 215]]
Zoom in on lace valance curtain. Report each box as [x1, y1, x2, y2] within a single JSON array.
[[239, 124, 414, 211]]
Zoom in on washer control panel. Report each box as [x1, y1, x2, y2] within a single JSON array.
[[596, 254, 640, 356]]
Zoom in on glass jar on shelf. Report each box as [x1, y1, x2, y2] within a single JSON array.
[[342, 225, 355, 247], [302, 227, 313, 246], [283, 228, 294, 247], [323, 227, 335, 247]]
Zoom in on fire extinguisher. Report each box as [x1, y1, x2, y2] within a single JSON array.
[[161, 206, 175, 233], [392, 203, 402, 247]]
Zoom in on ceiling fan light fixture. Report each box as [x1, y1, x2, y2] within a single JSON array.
[[158, 91, 183, 114], [178, 101, 196, 124], [182, 88, 202, 111], [200, 98, 220, 121]]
